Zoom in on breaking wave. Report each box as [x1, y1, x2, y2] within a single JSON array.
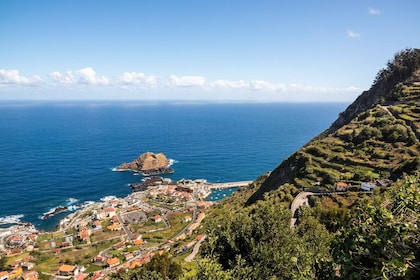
[[100, 195, 117, 202], [168, 159, 178, 167], [0, 214, 24, 224], [39, 197, 93, 220]]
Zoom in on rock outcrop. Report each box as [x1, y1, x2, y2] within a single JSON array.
[[117, 152, 173, 175]]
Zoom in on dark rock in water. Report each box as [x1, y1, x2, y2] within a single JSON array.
[[42, 206, 68, 220], [117, 152, 173, 175], [131, 176, 166, 192]]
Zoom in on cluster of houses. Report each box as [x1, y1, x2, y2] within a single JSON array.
[[132, 177, 213, 202], [0, 179, 214, 280], [55, 256, 150, 280], [147, 185, 193, 201], [335, 179, 391, 192], [94, 200, 125, 232], [0, 256, 38, 280], [0, 227, 39, 280], [3, 233, 37, 255]]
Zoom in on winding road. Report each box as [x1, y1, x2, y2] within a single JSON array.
[[184, 235, 207, 262], [290, 192, 313, 228]]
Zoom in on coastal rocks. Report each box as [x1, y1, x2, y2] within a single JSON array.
[[117, 152, 174, 175]]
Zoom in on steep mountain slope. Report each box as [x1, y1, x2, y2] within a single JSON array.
[[246, 48, 420, 205]]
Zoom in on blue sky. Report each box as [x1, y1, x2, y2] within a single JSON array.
[[1, 0, 419, 102]]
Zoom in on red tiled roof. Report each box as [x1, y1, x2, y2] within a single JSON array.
[[59, 264, 75, 272], [107, 257, 120, 266]]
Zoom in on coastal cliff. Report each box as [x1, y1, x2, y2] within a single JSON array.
[[246, 48, 420, 205], [117, 152, 174, 175]]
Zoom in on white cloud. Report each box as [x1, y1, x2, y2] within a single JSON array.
[[250, 80, 286, 91], [50, 71, 75, 84], [248, 81, 360, 94], [368, 7, 383, 15], [117, 72, 158, 88], [169, 75, 206, 87], [0, 68, 361, 102], [77, 67, 110, 86], [0, 69, 43, 86], [211, 79, 249, 90], [347, 30, 360, 38]]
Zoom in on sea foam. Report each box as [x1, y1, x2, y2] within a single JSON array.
[[0, 214, 24, 224], [100, 195, 117, 202]]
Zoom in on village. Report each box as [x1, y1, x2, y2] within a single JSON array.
[[0, 177, 238, 280], [0, 175, 388, 280]]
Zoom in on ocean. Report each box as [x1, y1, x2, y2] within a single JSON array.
[[0, 101, 347, 230]]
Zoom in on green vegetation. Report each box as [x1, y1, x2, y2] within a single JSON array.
[[27, 49, 420, 280], [246, 49, 420, 205], [32, 246, 99, 274], [331, 176, 420, 279], [110, 252, 182, 280], [183, 49, 420, 279], [192, 175, 420, 279], [115, 176, 418, 279]]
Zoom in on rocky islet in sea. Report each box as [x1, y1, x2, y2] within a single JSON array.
[[116, 152, 174, 175]]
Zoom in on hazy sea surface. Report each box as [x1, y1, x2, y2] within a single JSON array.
[[0, 101, 347, 230]]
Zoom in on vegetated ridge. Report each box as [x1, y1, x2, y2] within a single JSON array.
[[246, 48, 420, 205], [107, 49, 420, 280]]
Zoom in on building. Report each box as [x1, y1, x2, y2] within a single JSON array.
[[90, 272, 104, 280], [22, 270, 38, 280], [107, 224, 122, 231], [96, 207, 116, 220], [129, 258, 146, 270], [106, 257, 120, 268], [91, 220, 102, 229], [124, 253, 134, 260], [21, 262, 35, 270], [8, 267, 22, 279], [79, 230, 90, 241], [336, 182, 349, 191], [134, 239, 143, 246], [153, 215, 163, 223], [113, 242, 125, 250], [6, 235, 25, 248], [0, 271, 9, 280], [58, 264, 77, 276], [361, 182, 376, 191], [93, 255, 106, 264], [77, 220, 87, 229], [131, 233, 142, 241], [182, 216, 192, 223], [75, 273, 88, 280], [197, 201, 212, 210]]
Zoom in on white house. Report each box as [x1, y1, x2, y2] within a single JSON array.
[[96, 207, 116, 220], [0, 271, 9, 280], [153, 215, 163, 223], [361, 183, 376, 191]]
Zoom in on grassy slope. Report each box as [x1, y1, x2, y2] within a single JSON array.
[[244, 68, 420, 206]]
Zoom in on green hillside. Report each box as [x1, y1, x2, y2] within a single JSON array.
[[195, 48, 420, 280], [110, 49, 420, 280], [246, 48, 420, 205]]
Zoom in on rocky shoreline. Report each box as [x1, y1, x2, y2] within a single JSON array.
[[116, 152, 174, 175]]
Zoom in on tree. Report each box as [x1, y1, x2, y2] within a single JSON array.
[[331, 175, 420, 279], [201, 201, 332, 279], [145, 252, 182, 279], [0, 255, 7, 270], [110, 252, 182, 280]]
